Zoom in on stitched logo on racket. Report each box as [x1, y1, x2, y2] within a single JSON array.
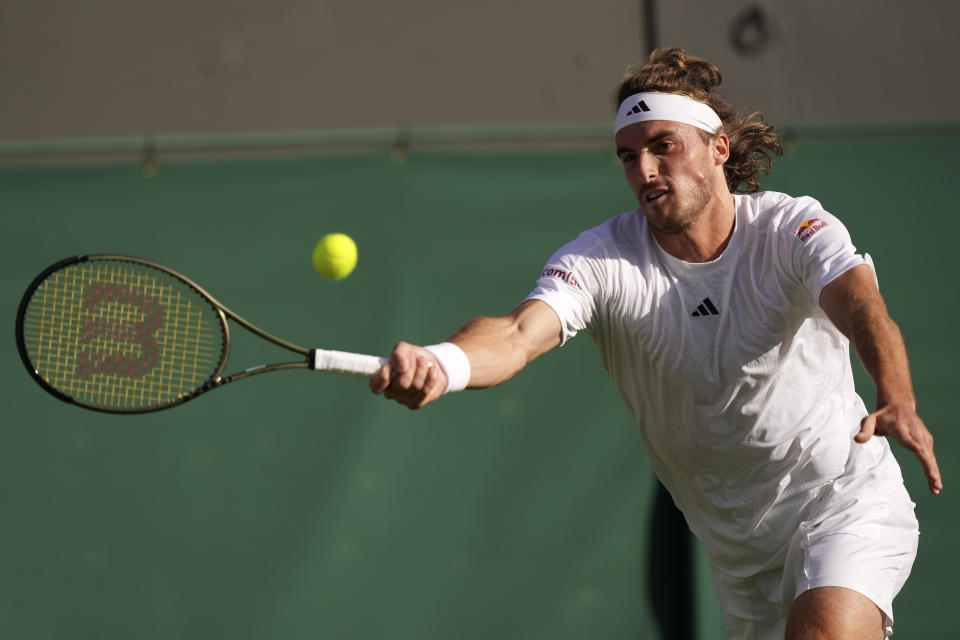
[[76, 284, 163, 379]]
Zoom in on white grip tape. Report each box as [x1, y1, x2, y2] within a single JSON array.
[[424, 342, 471, 394], [311, 349, 388, 378]]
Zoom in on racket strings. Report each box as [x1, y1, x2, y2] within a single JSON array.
[[20, 259, 225, 410]]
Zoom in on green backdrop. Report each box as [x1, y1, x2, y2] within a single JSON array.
[[2, 125, 957, 638]]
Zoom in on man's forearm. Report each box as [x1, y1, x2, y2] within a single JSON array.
[[845, 297, 916, 408], [371, 299, 562, 409], [449, 301, 563, 389], [449, 317, 536, 388], [819, 263, 941, 493]]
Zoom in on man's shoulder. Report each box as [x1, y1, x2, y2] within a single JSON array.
[[559, 209, 647, 259], [738, 191, 830, 235]]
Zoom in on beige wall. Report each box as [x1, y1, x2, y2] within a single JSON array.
[[658, 0, 960, 126], [1, 0, 957, 142]]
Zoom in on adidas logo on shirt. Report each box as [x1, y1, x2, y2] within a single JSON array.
[[691, 298, 720, 317]]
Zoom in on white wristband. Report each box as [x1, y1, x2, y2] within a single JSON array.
[[424, 342, 471, 394]]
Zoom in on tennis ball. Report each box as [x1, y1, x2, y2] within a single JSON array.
[[312, 233, 358, 280]]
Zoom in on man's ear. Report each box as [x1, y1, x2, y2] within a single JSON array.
[[714, 133, 731, 165]]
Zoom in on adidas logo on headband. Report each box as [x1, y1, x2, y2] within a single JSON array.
[[615, 92, 723, 135]]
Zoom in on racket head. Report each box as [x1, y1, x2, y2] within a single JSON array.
[[16, 255, 230, 413]]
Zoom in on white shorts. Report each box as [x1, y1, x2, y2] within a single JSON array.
[[710, 441, 920, 640]]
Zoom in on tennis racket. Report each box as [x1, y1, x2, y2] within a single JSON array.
[[15, 254, 387, 413]]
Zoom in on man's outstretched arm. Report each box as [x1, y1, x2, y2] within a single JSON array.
[[369, 299, 563, 410], [820, 263, 942, 495]]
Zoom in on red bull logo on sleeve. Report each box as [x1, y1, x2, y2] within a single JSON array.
[[541, 267, 583, 290], [796, 217, 828, 242]]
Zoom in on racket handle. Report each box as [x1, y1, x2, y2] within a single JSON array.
[[310, 349, 388, 378]]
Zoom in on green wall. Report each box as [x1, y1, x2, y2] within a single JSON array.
[[2, 126, 957, 638]]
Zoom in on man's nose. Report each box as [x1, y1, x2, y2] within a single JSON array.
[[634, 152, 659, 184]]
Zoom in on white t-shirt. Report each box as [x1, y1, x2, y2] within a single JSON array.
[[526, 190, 897, 575]]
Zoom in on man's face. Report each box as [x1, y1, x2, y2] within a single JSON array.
[[615, 121, 724, 235]]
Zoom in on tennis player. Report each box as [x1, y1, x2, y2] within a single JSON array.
[[370, 48, 940, 639]]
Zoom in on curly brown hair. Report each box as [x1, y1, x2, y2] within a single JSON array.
[[614, 48, 781, 194]]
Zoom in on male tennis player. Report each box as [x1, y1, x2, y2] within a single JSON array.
[[370, 48, 940, 639]]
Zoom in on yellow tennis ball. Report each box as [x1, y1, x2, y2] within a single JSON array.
[[312, 233, 358, 280]]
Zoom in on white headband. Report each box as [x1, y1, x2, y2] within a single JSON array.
[[614, 92, 723, 135]]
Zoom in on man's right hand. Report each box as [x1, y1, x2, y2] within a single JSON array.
[[369, 341, 449, 410]]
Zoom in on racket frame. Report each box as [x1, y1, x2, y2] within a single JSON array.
[[16, 254, 319, 414]]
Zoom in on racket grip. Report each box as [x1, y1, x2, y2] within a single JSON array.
[[310, 349, 388, 378]]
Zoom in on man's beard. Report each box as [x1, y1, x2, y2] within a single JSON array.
[[645, 178, 714, 235]]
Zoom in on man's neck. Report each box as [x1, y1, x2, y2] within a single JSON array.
[[652, 193, 736, 263]]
